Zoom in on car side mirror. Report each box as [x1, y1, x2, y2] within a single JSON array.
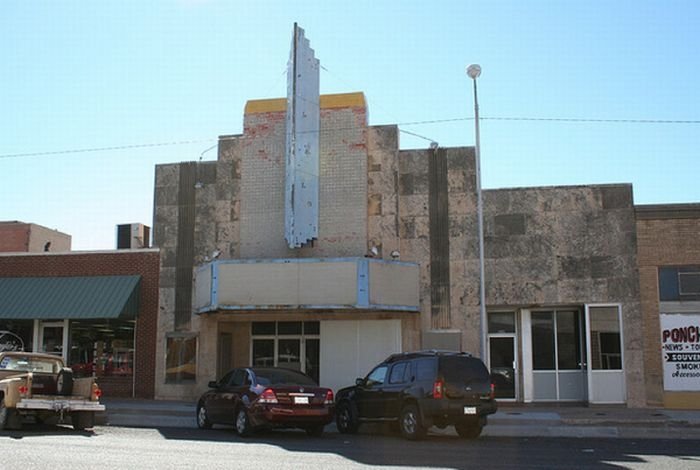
[[208, 381, 218, 389], [355, 377, 364, 386]]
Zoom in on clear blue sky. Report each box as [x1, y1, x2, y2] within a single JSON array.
[[2, 1, 698, 250]]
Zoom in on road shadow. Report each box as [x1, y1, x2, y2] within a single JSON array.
[[0, 422, 97, 440], [154, 425, 700, 469]]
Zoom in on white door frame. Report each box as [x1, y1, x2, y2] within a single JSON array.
[[487, 332, 518, 402], [584, 303, 626, 404], [34, 319, 69, 362]]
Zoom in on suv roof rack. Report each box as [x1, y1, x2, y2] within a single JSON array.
[[384, 350, 473, 363]]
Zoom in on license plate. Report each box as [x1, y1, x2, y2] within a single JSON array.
[[464, 406, 477, 415], [294, 396, 309, 405]]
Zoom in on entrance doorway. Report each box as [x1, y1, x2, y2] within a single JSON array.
[[250, 321, 320, 383], [487, 311, 518, 400], [36, 320, 69, 361], [489, 336, 516, 400]]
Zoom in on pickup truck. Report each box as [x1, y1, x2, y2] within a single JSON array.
[[0, 351, 105, 431]]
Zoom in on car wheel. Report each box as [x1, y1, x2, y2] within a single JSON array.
[[72, 412, 94, 431], [56, 368, 74, 396], [336, 401, 359, 434], [235, 408, 252, 437], [196, 403, 212, 429], [455, 418, 483, 439], [399, 403, 426, 440], [0, 400, 9, 430], [0, 399, 21, 431], [304, 425, 324, 437]]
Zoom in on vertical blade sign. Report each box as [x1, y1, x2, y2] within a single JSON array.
[[285, 23, 320, 248]]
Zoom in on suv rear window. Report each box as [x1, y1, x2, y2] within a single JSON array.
[[439, 356, 489, 383]]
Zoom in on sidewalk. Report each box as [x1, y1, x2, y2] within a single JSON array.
[[98, 399, 700, 440]]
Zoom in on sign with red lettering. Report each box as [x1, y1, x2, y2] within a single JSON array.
[[661, 313, 700, 391]]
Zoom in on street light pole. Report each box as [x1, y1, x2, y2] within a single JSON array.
[[467, 64, 488, 362]]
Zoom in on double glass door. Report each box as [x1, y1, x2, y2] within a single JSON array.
[[250, 321, 320, 384]]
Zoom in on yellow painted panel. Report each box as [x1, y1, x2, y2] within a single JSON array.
[[244, 92, 366, 114], [663, 392, 700, 409]]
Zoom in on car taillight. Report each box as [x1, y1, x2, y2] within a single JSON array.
[[490, 383, 495, 400], [18, 385, 29, 396], [92, 384, 102, 401], [324, 389, 334, 405], [258, 388, 278, 404], [432, 379, 444, 399]]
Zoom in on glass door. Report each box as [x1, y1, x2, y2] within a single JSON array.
[[489, 336, 516, 400], [488, 312, 518, 400], [38, 320, 68, 361], [585, 305, 626, 403]]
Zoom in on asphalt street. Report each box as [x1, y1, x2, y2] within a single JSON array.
[[2, 424, 700, 470]]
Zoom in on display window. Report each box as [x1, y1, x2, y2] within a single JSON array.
[[0, 320, 34, 352], [69, 319, 135, 378]]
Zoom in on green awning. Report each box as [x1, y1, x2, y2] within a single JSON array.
[[0, 276, 141, 320]]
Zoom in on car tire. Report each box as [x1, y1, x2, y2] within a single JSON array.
[[336, 401, 359, 434], [56, 368, 74, 396], [72, 411, 94, 431], [196, 402, 212, 429], [455, 418, 483, 439], [0, 400, 9, 430], [0, 399, 21, 431], [399, 403, 426, 440], [235, 408, 252, 437], [304, 425, 324, 437]]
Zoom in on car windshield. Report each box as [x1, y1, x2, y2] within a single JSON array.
[[439, 356, 489, 383], [253, 368, 317, 386], [0, 355, 62, 373]]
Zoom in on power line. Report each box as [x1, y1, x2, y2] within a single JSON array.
[[0, 139, 216, 160], [1, 115, 699, 160]]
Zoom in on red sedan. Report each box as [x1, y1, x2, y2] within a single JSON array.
[[196, 367, 334, 437]]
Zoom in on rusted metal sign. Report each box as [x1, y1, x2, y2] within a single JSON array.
[[285, 23, 320, 248]]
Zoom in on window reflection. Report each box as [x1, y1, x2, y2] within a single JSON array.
[[69, 320, 135, 378]]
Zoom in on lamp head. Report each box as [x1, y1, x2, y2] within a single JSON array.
[[467, 64, 482, 79]]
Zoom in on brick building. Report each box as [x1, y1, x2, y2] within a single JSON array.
[[153, 92, 649, 406], [0, 250, 160, 398], [636, 204, 700, 409], [0, 221, 71, 253]]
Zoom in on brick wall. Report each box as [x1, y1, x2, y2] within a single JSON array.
[[0, 223, 30, 252], [0, 250, 160, 398], [636, 207, 700, 406], [0, 222, 71, 253], [239, 103, 368, 258]]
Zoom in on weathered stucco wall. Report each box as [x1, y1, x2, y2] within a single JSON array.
[[484, 184, 645, 406]]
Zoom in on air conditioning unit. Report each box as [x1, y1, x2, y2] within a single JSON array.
[[116, 223, 150, 249]]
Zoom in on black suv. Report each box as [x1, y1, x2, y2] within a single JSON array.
[[335, 350, 497, 440]]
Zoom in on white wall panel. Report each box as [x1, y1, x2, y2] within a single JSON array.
[[320, 320, 401, 393]]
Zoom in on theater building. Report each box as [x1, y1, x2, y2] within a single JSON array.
[[152, 91, 651, 406]]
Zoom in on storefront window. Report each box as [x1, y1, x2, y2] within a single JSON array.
[[0, 320, 33, 352], [166, 335, 197, 382], [69, 319, 135, 378], [531, 312, 555, 370]]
